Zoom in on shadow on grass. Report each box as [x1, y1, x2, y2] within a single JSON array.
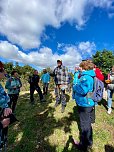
[[66, 94, 70, 103], [8, 92, 57, 152], [62, 135, 80, 152], [98, 99, 114, 111], [105, 145, 114, 152], [98, 99, 108, 110], [61, 106, 81, 152], [7, 92, 78, 152]]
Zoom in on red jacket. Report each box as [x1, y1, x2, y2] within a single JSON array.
[[94, 68, 104, 81]]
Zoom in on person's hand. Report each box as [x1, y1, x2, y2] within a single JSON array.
[[13, 86, 17, 89], [1, 118, 10, 128], [4, 108, 12, 117]]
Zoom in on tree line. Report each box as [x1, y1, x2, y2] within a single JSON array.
[[2, 50, 114, 77]]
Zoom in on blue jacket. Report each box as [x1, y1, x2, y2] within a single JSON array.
[[73, 70, 95, 107], [73, 71, 79, 85], [5, 77, 22, 94], [0, 83, 10, 109], [41, 73, 50, 83]]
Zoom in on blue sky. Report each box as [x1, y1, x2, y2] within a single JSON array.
[[43, 8, 114, 51], [0, 0, 114, 70]]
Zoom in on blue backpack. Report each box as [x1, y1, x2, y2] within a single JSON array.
[[86, 77, 104, 102]]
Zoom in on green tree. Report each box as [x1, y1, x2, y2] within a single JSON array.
[[92, 50, 114, 76], [14, 62, 23, 75], [21, 65, 35, 76], [4, 62, 14, 74]]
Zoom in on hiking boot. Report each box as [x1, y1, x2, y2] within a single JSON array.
[[40, 99, 46, 102], [107, 108, 112, 114], [61, 105, 65, 113]]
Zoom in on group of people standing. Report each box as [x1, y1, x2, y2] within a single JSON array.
[[0, 59, 114, 151], [28, 59, 70, 113]]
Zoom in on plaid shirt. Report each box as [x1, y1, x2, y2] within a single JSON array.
[[53, 65, 68, 85], [0, 83, 9, 109]]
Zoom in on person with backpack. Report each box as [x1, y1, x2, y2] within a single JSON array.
[[40, 69, 50, 95], [73, 60, 96, 151], [28, 70, 46, 104], [5, 70, 22, 113], [51, 60, 68, 113], [106, 66, 114, 114]]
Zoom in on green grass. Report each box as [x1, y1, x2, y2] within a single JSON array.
[[7, 91, 114, 152]]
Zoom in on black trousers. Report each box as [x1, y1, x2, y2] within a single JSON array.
[[78, 106, 95, 151], [8, 94, 19, 113], [30, 85, 43, 103]]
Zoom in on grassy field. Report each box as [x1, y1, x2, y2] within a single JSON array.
[[7, 90, 114, 152]]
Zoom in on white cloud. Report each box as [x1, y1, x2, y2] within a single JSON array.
[[0, 41, 96, 69], [0, 0, 113, 49], [78, 41, 96, 54]]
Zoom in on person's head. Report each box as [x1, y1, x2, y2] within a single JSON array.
[[79, 60, 94, 71], [34, 70, 38, 75], [43, 69, 47, 73], [57, 60, 62, 67], [0, 61, 5, 79], [11, 70, 18, 78]]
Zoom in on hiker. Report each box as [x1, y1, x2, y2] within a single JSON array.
[[0, 61, 18, 150], [51, 60, 68, 113], [73, 60, 95, 151], [0, 61, 12, 128], [28, 70, 45, 104], [72, 67, 80, 99], [106, 66, 114, 114], [67, 73, 72, 93], [40, 69, 50, 95], [5, 70, 22, 113]]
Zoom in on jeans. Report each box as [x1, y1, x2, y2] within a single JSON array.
[[107, 89, 114, 108], [43, 83, 49, 95], [55, 87, 66, 106]]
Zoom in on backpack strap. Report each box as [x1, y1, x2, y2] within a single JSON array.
[[86, 76, 95, 99]]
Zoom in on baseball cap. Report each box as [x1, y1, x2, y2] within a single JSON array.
[[57, 59, 62, 63]]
